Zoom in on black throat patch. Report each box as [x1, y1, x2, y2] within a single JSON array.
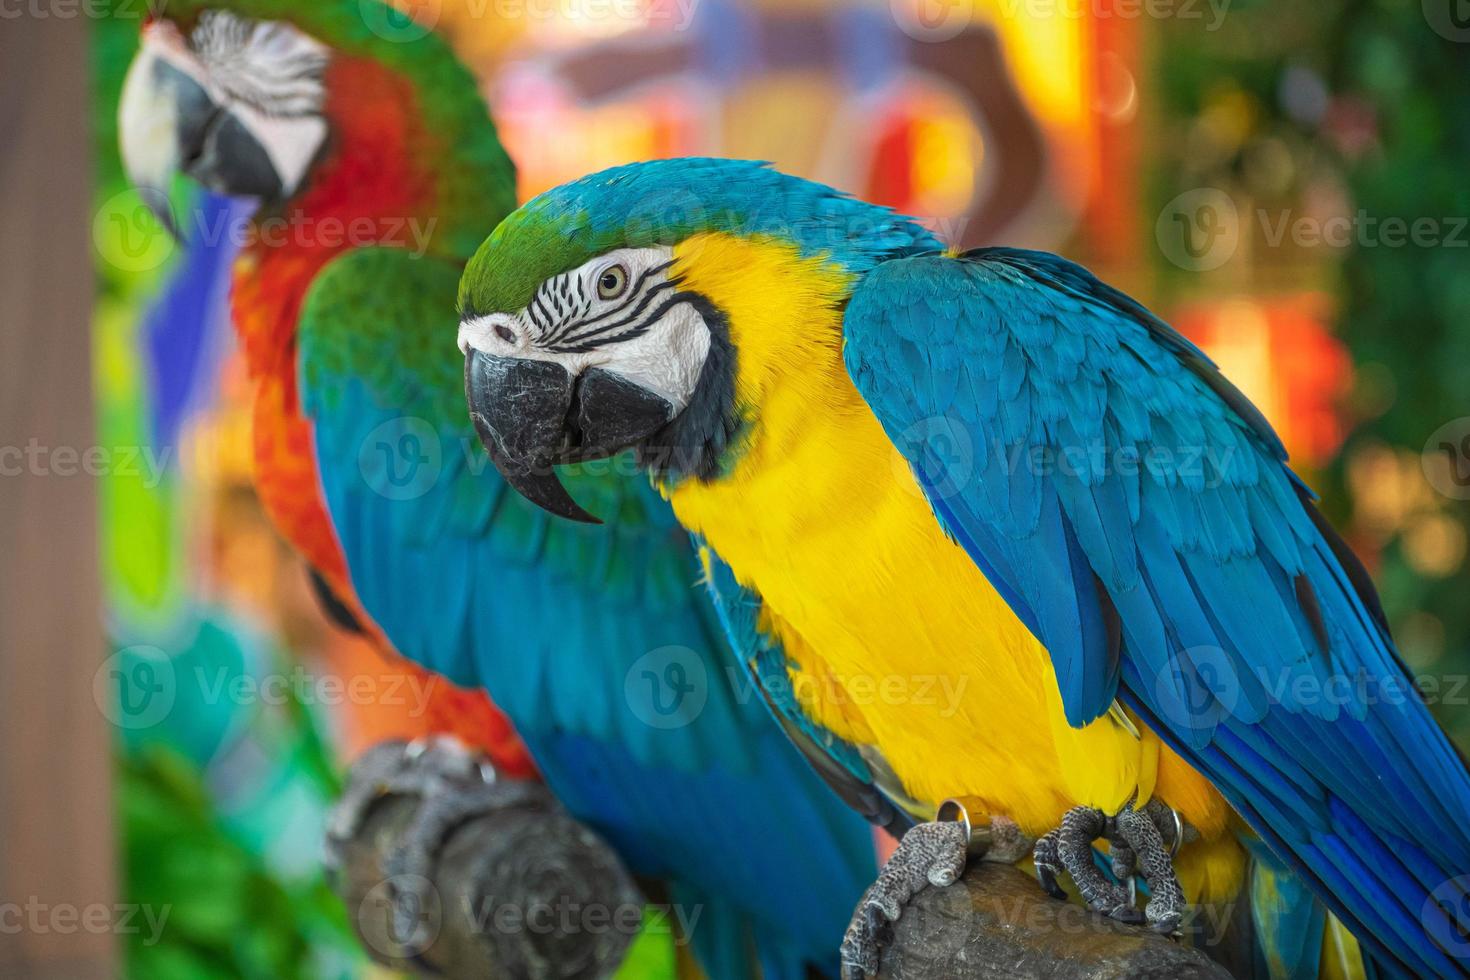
[[636, 294, 741, 484]]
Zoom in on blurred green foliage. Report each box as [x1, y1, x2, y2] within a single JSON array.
[[1325, 0, 1470, 726], [1150, 0, 1470, 747], [121, 745, 356, 980], [108, 614, 363, 978]]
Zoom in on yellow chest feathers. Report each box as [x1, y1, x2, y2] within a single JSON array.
[[664, 235, 1238, 882]]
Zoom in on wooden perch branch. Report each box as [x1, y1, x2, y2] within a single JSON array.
[[329, 742, 1228, 979], [329, 742, 644, 980], [875, 862, 1231, 980]]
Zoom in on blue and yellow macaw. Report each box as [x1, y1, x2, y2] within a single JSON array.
[[458, 158, 1470, 979], [116, 10, 876, 976]]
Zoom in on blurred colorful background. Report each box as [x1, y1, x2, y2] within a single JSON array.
[[69, 0, 1470, 975]]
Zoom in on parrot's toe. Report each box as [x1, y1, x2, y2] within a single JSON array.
[[1031, 828, 1071, 900], [326, 736, 491, 868], [1031, 799, 1190, 934], [1033, 806, 1140, 921], [324, 735, 543, 895], [1114, 800, 1188, 934], [381, 777, 547, 945], [839, 820, 968, 980], [324, 738, 428, 874]]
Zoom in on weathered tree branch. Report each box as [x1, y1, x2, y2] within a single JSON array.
[[875, 862, 1231, 980], [329, 742, 644, 980], [329, 743, 1229, 980]]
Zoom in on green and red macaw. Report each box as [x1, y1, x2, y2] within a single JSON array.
[[459, 158, 1470, 979], [118, 10, 876, 977]]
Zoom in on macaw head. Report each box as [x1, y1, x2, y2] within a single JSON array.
[[457, 158, 939, 523], [118, 0, 511, 250]]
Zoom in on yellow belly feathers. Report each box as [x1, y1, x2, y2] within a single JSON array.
[[665, 232, 1244, 902]]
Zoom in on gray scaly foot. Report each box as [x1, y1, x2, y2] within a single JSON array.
[[1032, 797, 1189, 933], [1115, 800, 1188, 932], [324, 735, 552, 950], [324, 735, 494, 871], [840, 820, 967, 980], [1034, 806, 1140, 922]]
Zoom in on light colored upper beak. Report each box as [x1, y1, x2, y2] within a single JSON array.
[[118, 28, 193, 238], [117, 19, 328, 235]]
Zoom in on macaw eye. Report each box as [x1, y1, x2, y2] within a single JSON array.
[[597, 264, 629, 300]]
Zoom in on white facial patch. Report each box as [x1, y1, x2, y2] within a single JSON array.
[[119, 35, 184, 194], [189, 11, 330, 115], [230, 101, 329, 197], [189, 12, 330, 196], [459, 246, 714, 412]]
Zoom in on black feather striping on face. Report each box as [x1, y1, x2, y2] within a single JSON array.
[[549, 284, 682, 353], [539, 260, 675, 349], [529, 293, 555, 335], [189, 12, 328, 120]]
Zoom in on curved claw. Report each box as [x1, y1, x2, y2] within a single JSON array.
[[1114, 804, 1187, 934], [382, 782, 538, 947], [1032, 829, 1069, 900], [325, 736, 504, 878], [1031, 801, 1189, 933], [1061, 806, 1138, 921]]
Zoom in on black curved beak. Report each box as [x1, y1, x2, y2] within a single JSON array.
[[464, 349, 676, 524], [120, 37, 285, 238], [170, 67, 285, 201]]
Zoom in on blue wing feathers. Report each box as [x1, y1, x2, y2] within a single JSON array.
[[846, 248, 1470, 976]]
